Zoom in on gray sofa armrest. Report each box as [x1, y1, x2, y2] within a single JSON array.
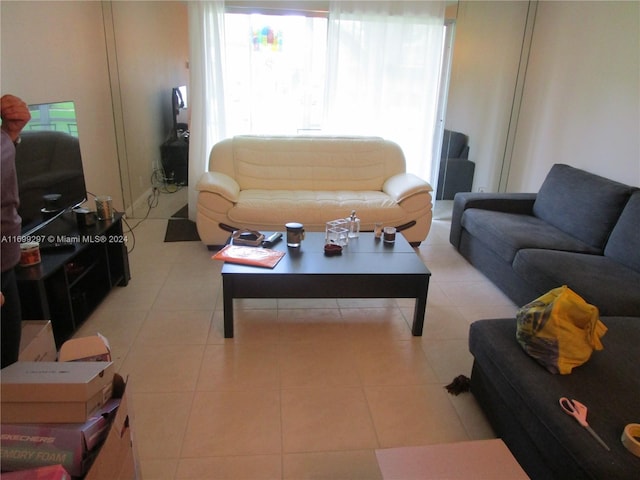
[[450, 192, 537, 249], [436, 158, 475, 200]]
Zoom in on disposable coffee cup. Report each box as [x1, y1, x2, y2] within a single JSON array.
[[285, 222, 305, 247]]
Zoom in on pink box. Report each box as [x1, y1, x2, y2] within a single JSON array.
[[375, 439, 529, 479], [1, 464, 71, 480]]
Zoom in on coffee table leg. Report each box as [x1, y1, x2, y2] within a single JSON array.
[[222, 276, 234, 338], [411, 279, 429, 336]]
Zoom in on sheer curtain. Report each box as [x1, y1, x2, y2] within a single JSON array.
[[188, 1, 446, 219], [223, 13, 328, 135], [324, 1, 445, 180], [187, 1, 226, 221]]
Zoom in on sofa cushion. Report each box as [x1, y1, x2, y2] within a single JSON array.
[[604, 190, 640, 273], [228, 189, 417, 228], [230, 136, 406, 191], [533, 164, 634, 249], [461, 209, 599, 263], [469, 317, 640, 479], [513, 249, 640, 316]]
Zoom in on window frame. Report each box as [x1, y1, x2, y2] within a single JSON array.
[[224, 1, 329, 18]]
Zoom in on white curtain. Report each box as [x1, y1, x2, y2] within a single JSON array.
[[187, 1, 226, 221], [187, 1, 446, 219], [324, 1, 445, 180]]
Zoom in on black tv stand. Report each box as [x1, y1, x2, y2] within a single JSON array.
[[16, 212, 131, 347], [161, 134, 189, 186]]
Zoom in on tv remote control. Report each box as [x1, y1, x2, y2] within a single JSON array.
[[262, 232, 282, 247]]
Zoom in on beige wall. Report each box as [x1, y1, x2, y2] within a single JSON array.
[[445, 1, 530, 192], [444, 0, 639, 193], [1, 1, 120, 209], [1, 1, 189, 215], [508, 1, 640, 190], [3, 1, 637, 213], [109, 1, 189, 215]]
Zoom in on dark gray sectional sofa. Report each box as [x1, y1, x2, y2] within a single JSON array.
[[469, 316, 639, 479], [450, 164, 640, 479], [450, 164, 640, 315]]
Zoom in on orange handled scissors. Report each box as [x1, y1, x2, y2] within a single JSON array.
[[559, 397, 610, 451]]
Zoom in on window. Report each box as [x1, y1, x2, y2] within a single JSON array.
[[224, 13, 327, 134], [191, 2, 447, 180]]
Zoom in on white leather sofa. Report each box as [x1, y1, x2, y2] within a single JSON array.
[[196, 135, 434, 246]]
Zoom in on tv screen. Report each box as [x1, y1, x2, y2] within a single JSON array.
[[14, 101, 87, 235], [172, 85, 189, 137]]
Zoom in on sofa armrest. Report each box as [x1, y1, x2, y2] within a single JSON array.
[[383, 173, 433, 203], [437, 158, 476, 200], [450, 192, 537, 249], [196, 171, 240, 203]]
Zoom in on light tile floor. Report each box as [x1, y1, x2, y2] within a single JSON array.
[[74, 215, 519, 479]]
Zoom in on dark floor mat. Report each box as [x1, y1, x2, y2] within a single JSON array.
[[164, 219, 200, 242], [171, 204, 188, 219]]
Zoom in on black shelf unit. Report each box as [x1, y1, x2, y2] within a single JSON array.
[[160, 137, 189, 185], [16, 212, 131, 347]]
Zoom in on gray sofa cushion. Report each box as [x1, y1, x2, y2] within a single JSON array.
[[533, 164, 635, 249], [605, 190, 640, 272], [469, 316, 640, 479], [449, 192, 537, 250], [513, 249, 640, 316], [461, 209, 599, 263]]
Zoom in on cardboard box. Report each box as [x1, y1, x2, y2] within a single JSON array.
[[85, 375, 139, 480], [84, 397, 137, 479], [1, 464, 72, 480], [1, 362, 114, 424], [0, 398, 120, 476], [18, 321, 57, 362], [58, 334, 111, 362], [375, 439, 529, 479]]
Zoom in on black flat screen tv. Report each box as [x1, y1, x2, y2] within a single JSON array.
[[171, 85, 188, 139], [14, 101, 88, 235]]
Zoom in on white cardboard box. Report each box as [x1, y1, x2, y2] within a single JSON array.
[[18, 320, 57, 362], [1, 362, 114, 424]]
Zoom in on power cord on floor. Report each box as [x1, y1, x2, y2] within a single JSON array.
[[125, 186, 159, 233], [86, 167, 184, 254], [121, 215, 136, 255], [151, 168, 184, 194]]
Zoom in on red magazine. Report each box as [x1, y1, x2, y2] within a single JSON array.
[[212, 245, 285, 268]]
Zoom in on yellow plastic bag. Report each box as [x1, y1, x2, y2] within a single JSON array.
[[516, 285, 607, 374]]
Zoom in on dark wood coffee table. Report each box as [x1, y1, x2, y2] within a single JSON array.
[[220, 232, 431, 338]]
